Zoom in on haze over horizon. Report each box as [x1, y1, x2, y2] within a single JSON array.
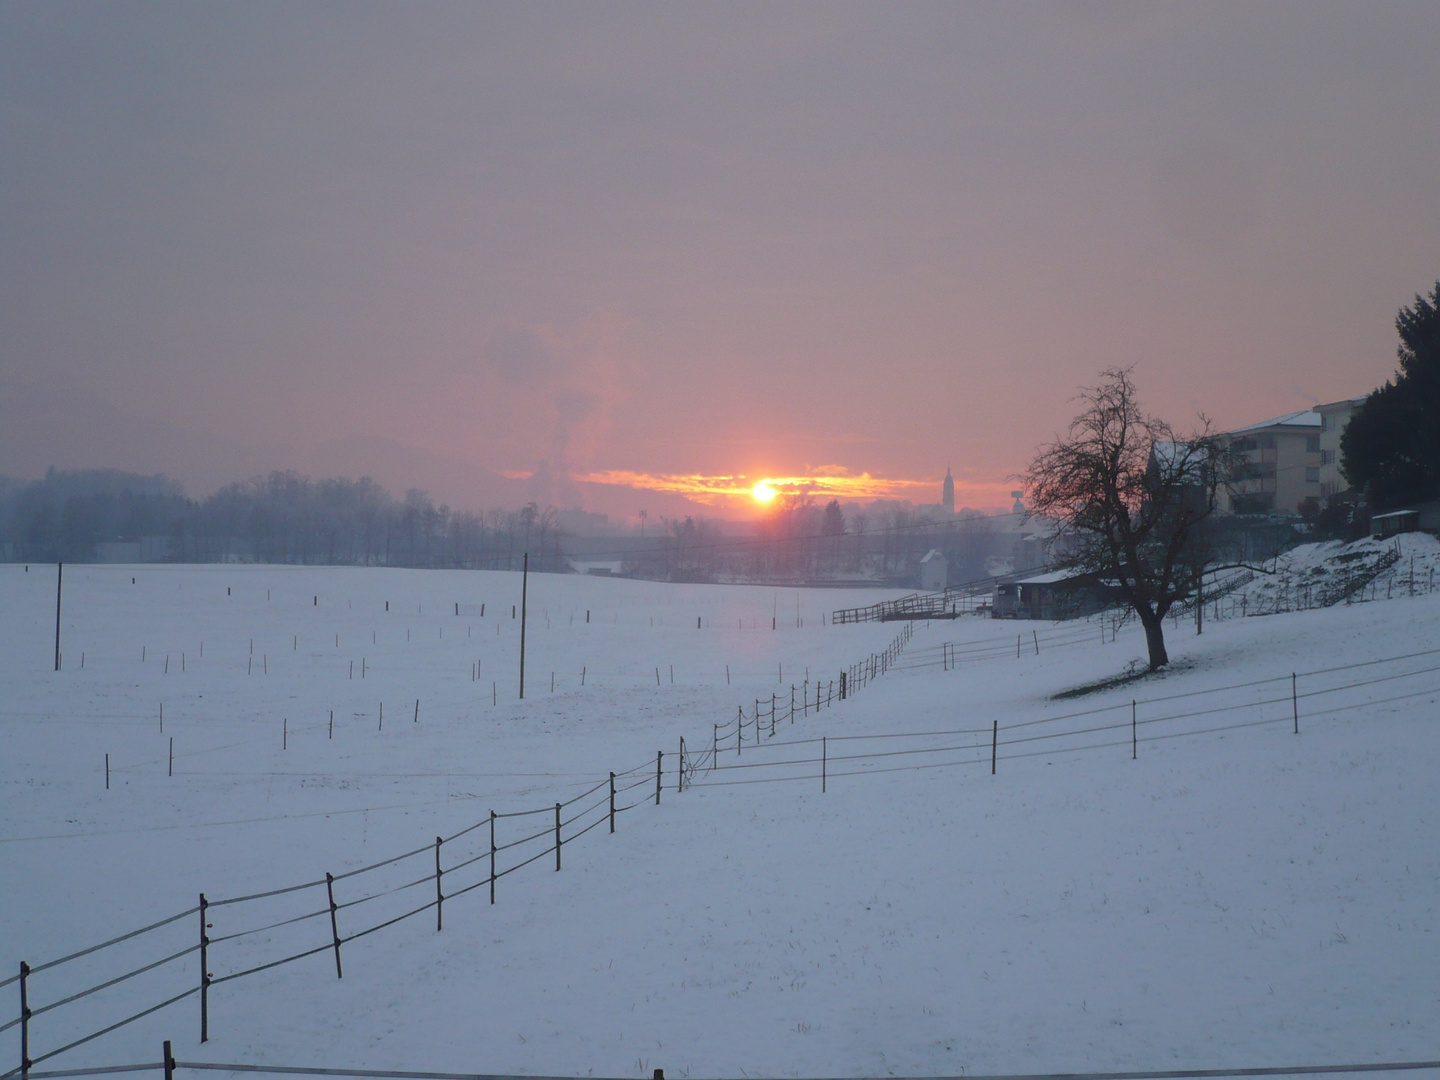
[[2, 3, 1437, 521]]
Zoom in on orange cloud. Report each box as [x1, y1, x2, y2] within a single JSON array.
[[574, 468, 1015, 509]]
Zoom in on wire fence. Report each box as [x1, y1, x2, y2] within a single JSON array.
[[11, 1041, 1440, 1080], [1, 752, 663, 1080], [687, 623, 916, 767], [685, 646, 1440, 793], [10, 618, 1439, 1079], [4, 616, 928, 1079]]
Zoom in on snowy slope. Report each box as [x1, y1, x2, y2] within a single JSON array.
[[1, 556, 1437, 1078]]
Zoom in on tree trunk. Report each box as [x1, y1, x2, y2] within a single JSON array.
[[1140, 613, 1169, 669]]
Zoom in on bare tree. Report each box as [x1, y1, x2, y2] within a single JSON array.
[[1023, 368, 1226, 670]]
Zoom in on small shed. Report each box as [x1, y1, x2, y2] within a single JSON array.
[[919, 549, 948, 591], [992, 569, 1108, 620], [1371, 509, 1419, 539]]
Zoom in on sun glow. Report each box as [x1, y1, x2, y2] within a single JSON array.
[[572, 468, 1016, 512]]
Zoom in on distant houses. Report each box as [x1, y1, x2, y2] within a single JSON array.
[[919, 548, 947, 591]]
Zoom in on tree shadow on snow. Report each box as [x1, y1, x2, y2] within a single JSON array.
[[1051, 656, 1199, 699]]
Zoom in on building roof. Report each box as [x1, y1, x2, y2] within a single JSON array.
[[1013, 569, 1086, 585], [1315, 397, 1367, 413], [1228, 409, 1320, 435]]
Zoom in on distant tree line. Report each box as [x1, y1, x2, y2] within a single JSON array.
[[0, 469, 566, 570], [0, 468, 1034, 586], [619, 496, 1018, 586]]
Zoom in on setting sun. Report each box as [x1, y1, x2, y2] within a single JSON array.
[[751, 481, 777, 504]]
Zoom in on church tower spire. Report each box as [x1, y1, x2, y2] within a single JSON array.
[[942, 466, 955, 515]]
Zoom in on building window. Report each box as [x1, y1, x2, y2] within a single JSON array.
[[1320, 415, 1328, 431], [1306, 436, 1320, 453], [1305, 466, 1320, 482], [1232, 492, 1275, 514], [1320, 450, 1334, 465], [1234, 461, 1277, 481]]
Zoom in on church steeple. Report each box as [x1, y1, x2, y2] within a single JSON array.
[[942, 466, 955, 514]]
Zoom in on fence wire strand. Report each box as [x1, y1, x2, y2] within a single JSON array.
[[24, 906, 200, 975]]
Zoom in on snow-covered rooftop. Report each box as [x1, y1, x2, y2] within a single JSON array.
[[1228, 409, 1321, 434], [1014, 568, 1087, 585]]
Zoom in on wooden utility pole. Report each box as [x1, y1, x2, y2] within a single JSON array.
[[519, 552, 529, 699], [54, 562, 63, 671]]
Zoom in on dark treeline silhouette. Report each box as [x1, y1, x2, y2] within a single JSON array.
[[0, 469, 565, 570]]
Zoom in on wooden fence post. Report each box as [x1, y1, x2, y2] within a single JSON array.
[[677, 738, 685, 793], [1132, 701, 1137, 760], [991, 721, 998, 775], [489, 812, 496, 905], [325, 874, 343, 978], [822, 737, 827, 793], [609, 773, 616, 832], [163, 1041, 174, 1080], [434, 837, 444, 931], [1292, 673, 1299, 734], [655, 751, 663, 805], [19, 961, 30, 1079], [199, 894, 209, 1042]]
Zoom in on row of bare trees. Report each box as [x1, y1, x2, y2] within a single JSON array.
[[0, 470, 566, 570], [618, 498, 1012, 585]]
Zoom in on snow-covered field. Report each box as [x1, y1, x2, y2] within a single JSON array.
[[2, 547, 1438, 1079]]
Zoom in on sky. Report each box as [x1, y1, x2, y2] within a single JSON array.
[[2, 2, 1437, 520]]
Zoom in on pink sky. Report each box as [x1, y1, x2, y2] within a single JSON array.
[[2, 4, 1436, 520]]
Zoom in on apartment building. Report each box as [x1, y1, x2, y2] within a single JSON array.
[[1221, 410, 1323, 515], [1314, 397, 1367, 499]]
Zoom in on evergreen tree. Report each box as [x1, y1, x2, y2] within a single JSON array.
[[1341, 282, 1440, 510]]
